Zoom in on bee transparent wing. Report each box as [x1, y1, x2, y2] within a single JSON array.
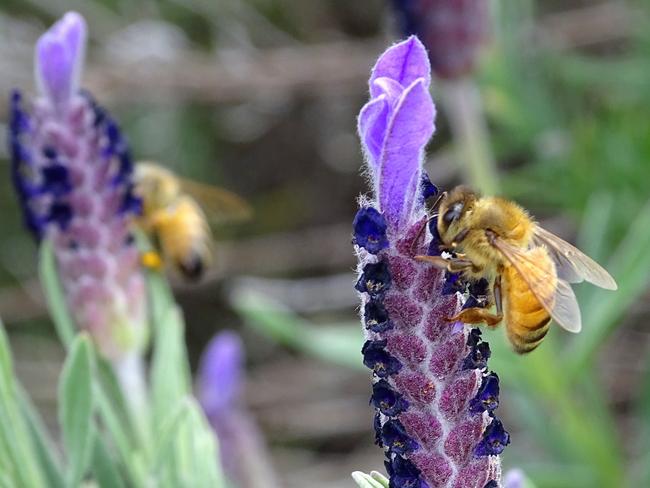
[[532, 225, 617, 290], [178, 178, 252, 225], [491, 237, 582, 333]]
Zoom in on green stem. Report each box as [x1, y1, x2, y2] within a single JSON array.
[[113, 353, 152, 462], [439, 78, 500, 195]]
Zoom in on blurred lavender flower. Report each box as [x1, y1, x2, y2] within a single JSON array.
[[354, 37, 508, 487], [198, 331, 278, 488], [390, 0, 490, 79], [8, 12, 146, 360]]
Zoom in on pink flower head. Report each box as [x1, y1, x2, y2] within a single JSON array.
[[9, 12, 146, 360]]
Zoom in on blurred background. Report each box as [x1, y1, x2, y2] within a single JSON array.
[[1, 1, 650, 487]]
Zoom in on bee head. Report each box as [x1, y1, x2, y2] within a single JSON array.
[[436, 185, 478, 243], [134, 162, 181, 212]]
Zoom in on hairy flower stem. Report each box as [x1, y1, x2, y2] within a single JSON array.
[[440, 79, 499, 196], [113, 353, 152, 452]]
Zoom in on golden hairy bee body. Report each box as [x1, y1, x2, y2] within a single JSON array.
[[133, 162, 250, 282], [419, 186, 617, 354]]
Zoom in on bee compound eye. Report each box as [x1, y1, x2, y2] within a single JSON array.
[[443, 202, 463, 224]]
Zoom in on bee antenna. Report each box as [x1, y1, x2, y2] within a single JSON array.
[[430, 191, 446, 212]]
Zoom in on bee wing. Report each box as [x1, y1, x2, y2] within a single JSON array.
[[491, 237, 582, 333], [178, 178, 252, 225], [532, 225, 617, 290]]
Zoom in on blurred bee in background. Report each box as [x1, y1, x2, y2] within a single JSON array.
[[417, 186, 617, 354], [133, 162, 251, 283]]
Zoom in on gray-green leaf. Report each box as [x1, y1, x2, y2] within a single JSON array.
[[59, 334, 95, 487], [351, 471, 387, 488]]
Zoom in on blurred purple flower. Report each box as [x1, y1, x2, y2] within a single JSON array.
[[198, 331, 278, 488], [503, 469, 528, 488], [354, 37, 507, 487], [199, 331, 244, 416], [8, 12, 146, 359], [390, 0, 490, 79]]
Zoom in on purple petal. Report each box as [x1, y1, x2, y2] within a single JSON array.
[[372, 77, 405, 102], [35, 12, 87, 105], [370, 36, 431, 98], [358, 95, 389, 169], [198, 331, 244, 417], [378, 79, 435, 229]]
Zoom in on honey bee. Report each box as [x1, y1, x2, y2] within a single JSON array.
[[417, 186, 617, 353], [133, 161, 251, 282]]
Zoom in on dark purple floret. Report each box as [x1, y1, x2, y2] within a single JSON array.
[[475, 417, 510, 457], [463, 341, 491, 370], [353, 207, 390, 254], [362, 340, 402, 378], [372, 380, 409, 416], [420, 172, 438, 200], [42, 146, 57, 159], [464, 278, 490, 309], [382, 419, 419, 455], [356, 261, 392, 297], [9, 90, 29, 134], [386, 455, 429, 488], [41, 164, 72, 197], [365, 299, 393, 333], [467, 328, 482, 347], [441, 272, 463, 295], [47, 202, 73, 229], [120, 185, 143, 216], [426, 216, 442, 255], [374, 411, 384, 447], [469, 373, 500, 413], [484, 481, 498, 488]]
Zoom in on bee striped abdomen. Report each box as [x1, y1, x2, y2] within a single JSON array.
[[503, 248, 555, 354]]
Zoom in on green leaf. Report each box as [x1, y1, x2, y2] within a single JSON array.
[[150, 304, 191, 426], [90, 429, 126, 488], [0, 322, 48, 487], [39, 240, 76, 348], [153, 398, 224, 488], [16, 385, 64, 488], [230, 287, 364, 370], [569, 201, 650, 376], [369, 471, 389, 487], [351, 471, 386, 488], [59, 334, 95, 487], [145, 243, 191, 428]]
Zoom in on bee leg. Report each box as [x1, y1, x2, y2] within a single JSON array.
[[447, 275, 504, 328], [414, 255, 480, 274], [447, 308, 503, 328], [493, 275, 503, 316]]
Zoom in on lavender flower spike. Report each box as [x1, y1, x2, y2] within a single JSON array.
[[354, 37, 508, 488], [9, 12, 146, 360], [198, 331, 279, 488]]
